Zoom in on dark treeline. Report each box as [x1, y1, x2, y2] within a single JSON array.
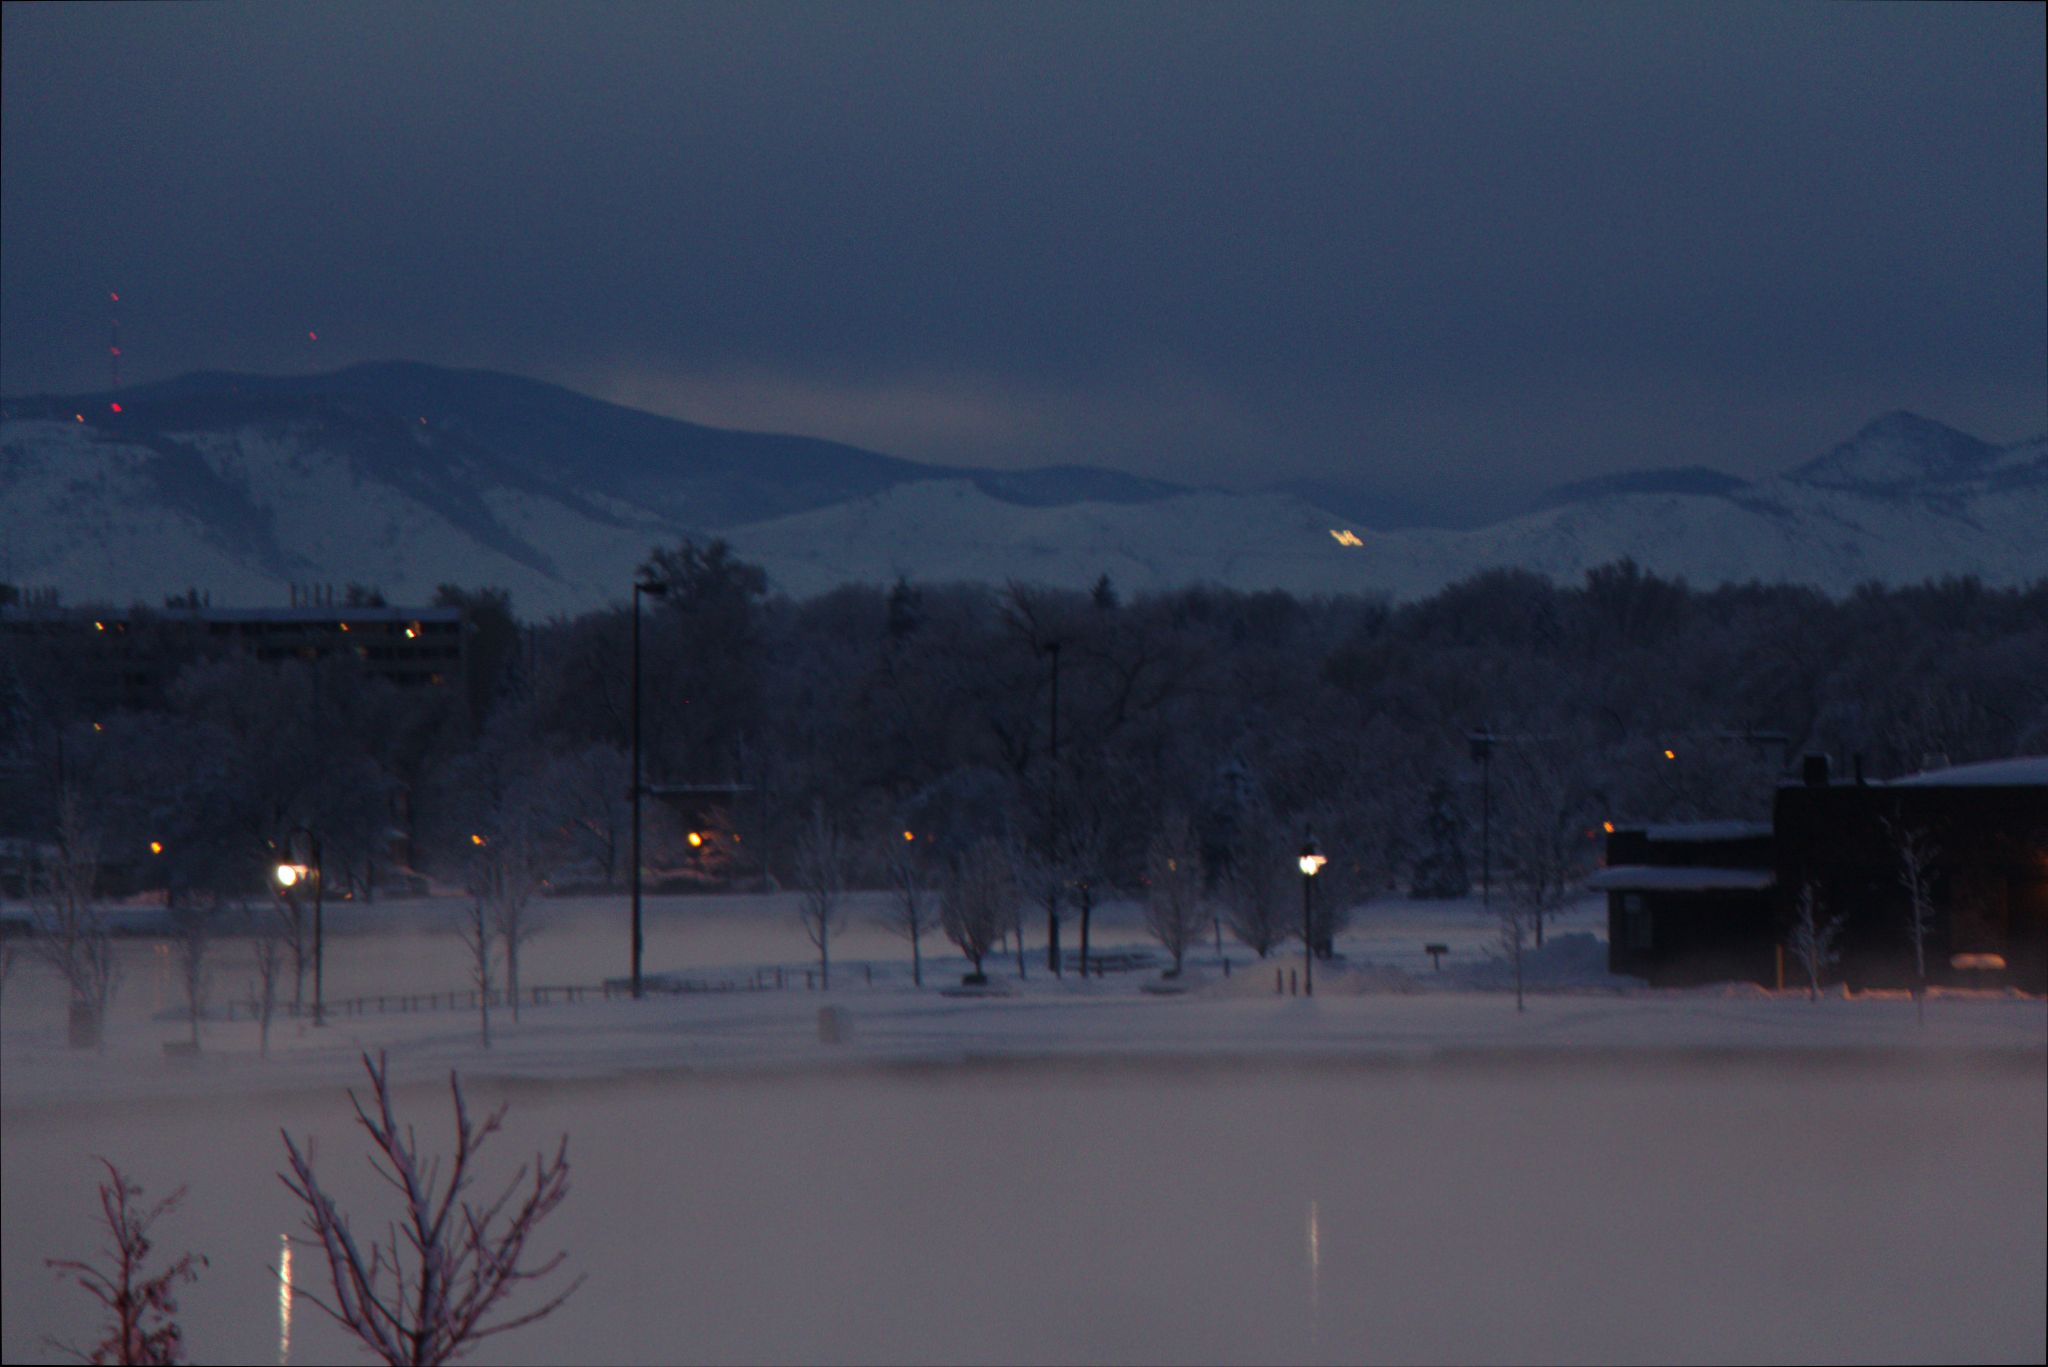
[[3, 552, 2044, 924]]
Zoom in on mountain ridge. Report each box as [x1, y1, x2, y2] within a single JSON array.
[[4, 363, 2042, 615]]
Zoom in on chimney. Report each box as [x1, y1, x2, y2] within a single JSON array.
[[1802, 754, 1830, 787]]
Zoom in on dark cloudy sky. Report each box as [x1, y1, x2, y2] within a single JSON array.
[[4, 2, 2042, 517]]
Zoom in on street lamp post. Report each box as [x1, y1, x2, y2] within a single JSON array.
[[274, 828, 324, 1026], [1043, 637, 1062, 977], [1298, 830, 1326, 997], [1469, 729, 1496, 906], [630, 576, 669, 1001]]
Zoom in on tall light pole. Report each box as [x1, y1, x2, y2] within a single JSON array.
[[630, 576, 668, 1001], [275, 828, 324, 1026], [1042, 637, 1062, 976], [1298, 830, 1326, 997]]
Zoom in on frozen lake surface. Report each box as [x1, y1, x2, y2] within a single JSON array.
[[5, 892, 2044, 1364]]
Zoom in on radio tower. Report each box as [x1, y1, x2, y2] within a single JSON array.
[[108, 291, 122, 390]]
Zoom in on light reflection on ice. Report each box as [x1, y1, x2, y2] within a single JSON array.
[[277, 1234, 292, 1365], [1307, 1198, 1322, 1353]]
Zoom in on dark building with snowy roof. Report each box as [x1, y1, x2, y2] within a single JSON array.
[[1775, 756, 2048, 994], [1590, 822, 1777, 986], [1594, 757, 2048, 993]]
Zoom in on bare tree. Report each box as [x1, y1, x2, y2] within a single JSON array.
[[878, 831, 936, 988], [455, 890, 495, 1049], [247, 925, 285, 1060], [1493, 738, 1593, 950], [278, 1052, 582, 1366], [1883, 814, 1939, 1024], [31, 793, 118, 1049], [1786, 881, 1841, 1002], [44, 1159, 207, 1366], [1144, 812, 1206, 976], [1221, 808, 1295, 959], [942, 838, 1014, 983], [1497, 894, 1531, 1013], [470, 819, 546, 1026], [794, 805, 848, 989], [168, 901, 210, 1052]]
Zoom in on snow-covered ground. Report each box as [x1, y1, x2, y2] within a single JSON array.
[[4, 891, 2044, 1364]]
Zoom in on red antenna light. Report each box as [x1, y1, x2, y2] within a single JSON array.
[[108, 291, 122, 391], [307, 330, 318, 341], [110, 402, 123, 413]]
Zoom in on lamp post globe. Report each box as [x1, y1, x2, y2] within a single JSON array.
[[1298, 831, 1326, 997]]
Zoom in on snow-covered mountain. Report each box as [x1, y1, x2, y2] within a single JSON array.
[[2, 363, 2041, 615]]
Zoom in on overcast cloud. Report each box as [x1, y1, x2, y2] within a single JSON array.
[[3, 1, 2042, 516]]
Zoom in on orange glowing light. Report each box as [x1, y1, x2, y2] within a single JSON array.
[[75, 413, 85, 422], [149, 841, 164, 855], [470, 833, 486, 846], [1663, 749, 1676, 760], [687, 831, 704, 848], [1329, 529, 1364, 547], [339, 623, 349, 632], [1602, 821, 1615, 834], [93, 722, 104, 731], [93, 620, 105, 631], [1950, 952, 2007, 971], [903, 830, 915, 842]]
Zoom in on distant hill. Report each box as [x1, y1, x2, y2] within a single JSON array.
[[3, 366, 2041, 616]]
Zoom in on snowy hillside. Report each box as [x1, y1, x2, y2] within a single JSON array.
[[0, 415, 675, 617], [722, 418, 2048, 599], [3, 367, 2042, 612]]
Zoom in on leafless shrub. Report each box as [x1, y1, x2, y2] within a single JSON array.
[[45, 1159, 207, 1365], [1787, 881, 1842, 1002], [795, 804, 848, 989], [169, 902, 210, 1051], [247, 925, 285, 1059], [454, 892, 495, 1049], [1144, 812, 1206, 975], [31, 793, 118, 1048], [469, 817, 546, 1026], [942, 838, 1015, 980], [1497, 897, 1530, 1013], [878, 830, 936, 988], [1221, 808, 1294, 959], [277, 1051, 583, 1366], [1883, 814, 1939, 1023]]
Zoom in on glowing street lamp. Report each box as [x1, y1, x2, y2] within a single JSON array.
[[1299, 831, 1327, 997]]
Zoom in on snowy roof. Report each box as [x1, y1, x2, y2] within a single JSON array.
[[1586, 865, 1776, 893], [1887, 756, 2048, 788], [1639, 821, 1772, 842]]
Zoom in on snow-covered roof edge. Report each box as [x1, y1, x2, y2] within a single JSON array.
[[1886, 756, 2048, 788], [1586, 866, 1776, 893]]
